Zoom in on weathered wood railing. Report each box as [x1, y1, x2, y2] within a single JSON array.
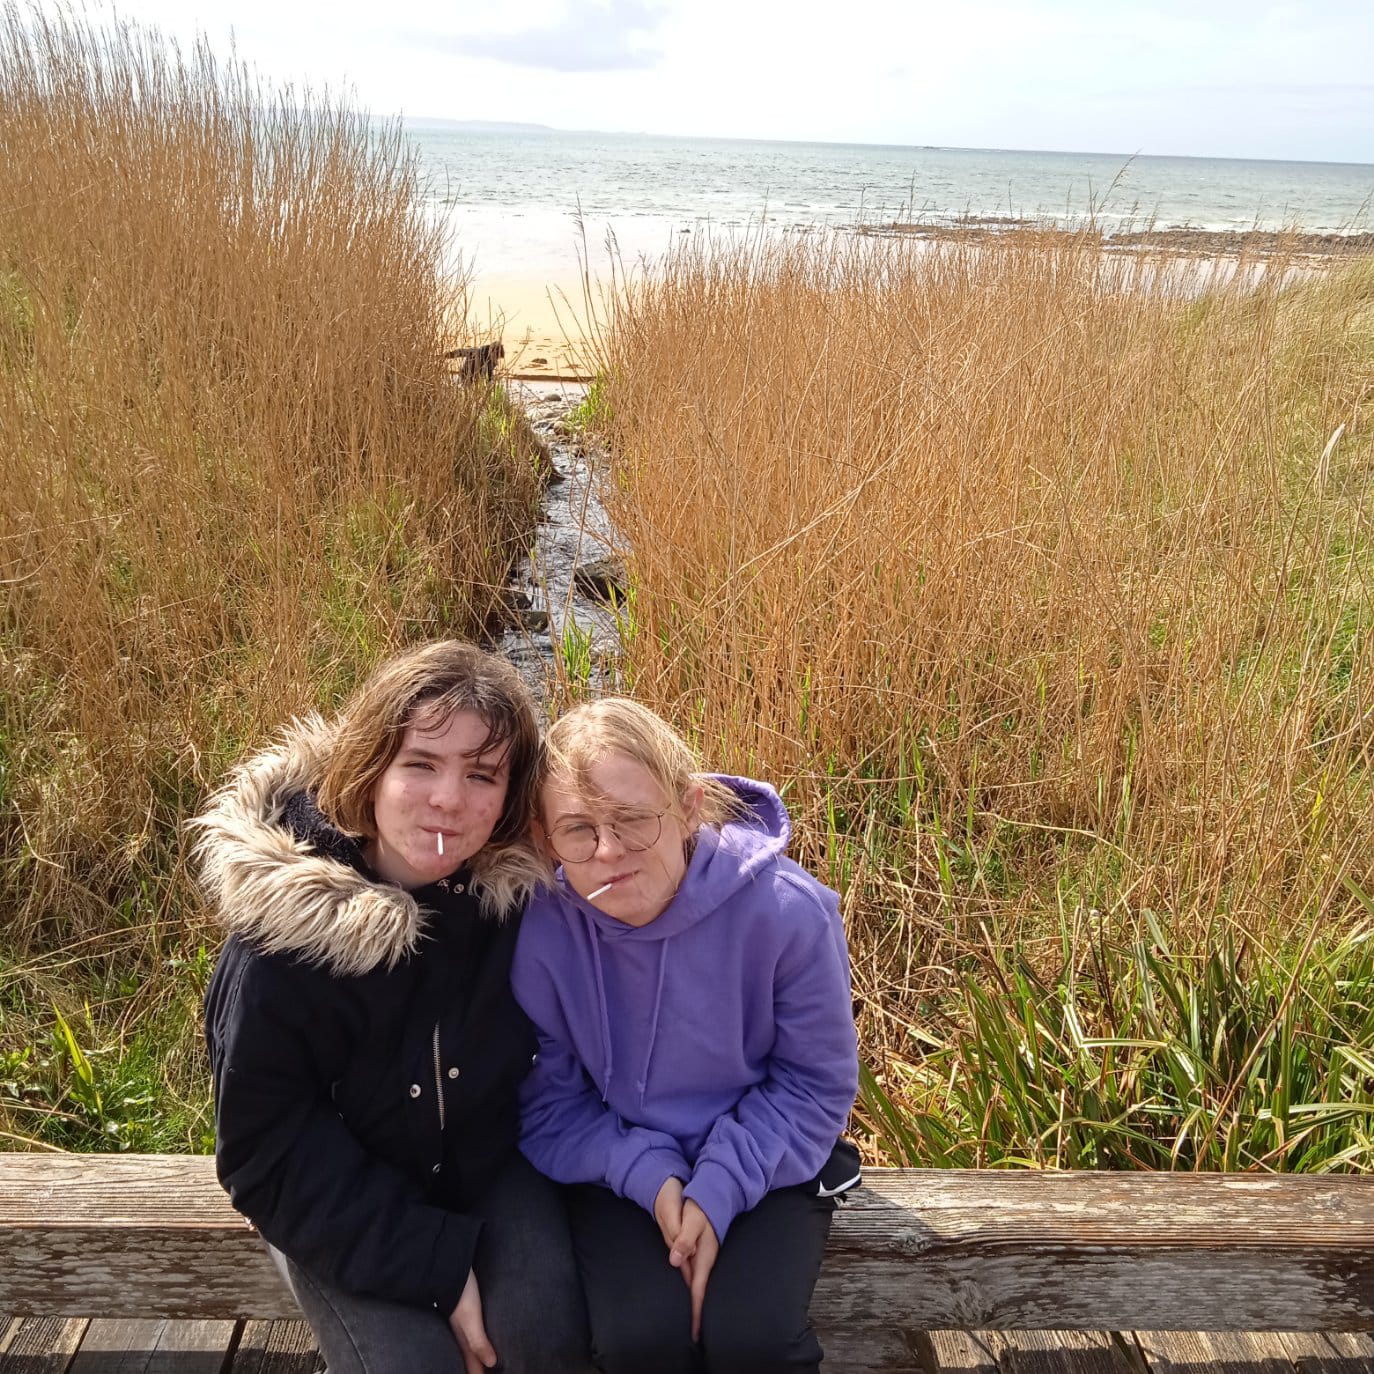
[[2, 1156, 1372, 1370]]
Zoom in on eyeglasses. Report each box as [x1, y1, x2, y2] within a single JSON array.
[[546, 809, 669, 864]]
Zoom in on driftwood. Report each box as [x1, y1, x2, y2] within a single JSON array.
[[443, 341, 504, 382], [3, 1156, 1374, 1338]]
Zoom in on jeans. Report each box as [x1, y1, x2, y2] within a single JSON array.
[[272, 1155, 591, 1374]]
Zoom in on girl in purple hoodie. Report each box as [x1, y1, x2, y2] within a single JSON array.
[[512, 697, 860, 1374]]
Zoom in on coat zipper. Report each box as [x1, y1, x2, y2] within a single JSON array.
[[431, 1021, 446, 1132]]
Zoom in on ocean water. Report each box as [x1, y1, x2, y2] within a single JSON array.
[[405, 125, 1374, 281]]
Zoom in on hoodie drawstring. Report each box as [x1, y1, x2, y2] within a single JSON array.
[[587, 915, 614, 1102], [636, 943, 669, 1109], [586, 915, 669, 1110]]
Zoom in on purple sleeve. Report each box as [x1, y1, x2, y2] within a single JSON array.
[[682, 875, 858, 1241], [513, 930, 690, 1214], [518, 1029, 691, 1211]]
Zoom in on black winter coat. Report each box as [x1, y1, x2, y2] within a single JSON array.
[[196, 717, 544, 1314]]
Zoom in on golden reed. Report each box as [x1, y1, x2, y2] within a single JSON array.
[[0, 4, 542, 954], [593, 227, 1374, 1054]]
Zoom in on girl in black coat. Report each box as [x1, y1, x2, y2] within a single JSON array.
[[197, 642, 589, 1374]]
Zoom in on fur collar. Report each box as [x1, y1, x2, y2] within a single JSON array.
[[190, 714, 545, 976]]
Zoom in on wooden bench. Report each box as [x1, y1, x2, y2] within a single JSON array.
[[2, 1155, 1373, 1372]]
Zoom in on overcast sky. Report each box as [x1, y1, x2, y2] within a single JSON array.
[[90, 0, 1373, 162]]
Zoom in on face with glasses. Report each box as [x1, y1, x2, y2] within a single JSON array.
[[540, 752, 704, 926]]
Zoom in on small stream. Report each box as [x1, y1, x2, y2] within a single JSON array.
[[494, 379, 624, 701]]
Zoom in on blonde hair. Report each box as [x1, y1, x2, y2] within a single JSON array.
[[316, 640, 540, 848], [540, 698, 738, 828]]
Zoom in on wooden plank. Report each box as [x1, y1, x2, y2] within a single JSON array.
[[1277, 1332, 1374, 1374], [68, 1319, 236, 1373], [67, 1321, 164, 1373], [923, 1330, 1001, 1374], [143, 1320, 237, 1371], [917, 1331, 1138, 1374], [5, 1156, 1374, 1329], [0, 1317, 87, 1372], [1133, 1331, 1307, 1374], [0, 1156, 292, 1320], [1328, 1336, 1374, 1365], [228, 1322, 320, 1374], [815, 1171, 1374, 1331], [808, 1318, 930, 1372], [977, 1331, 1135, 1374], [0, 1229, 292, 1322]]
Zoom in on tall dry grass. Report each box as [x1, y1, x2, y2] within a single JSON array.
[[0, 3, 543, 964], [594, 229, 1374, 1057]]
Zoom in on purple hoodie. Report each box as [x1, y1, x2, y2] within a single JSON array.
[[512, 775, 859, 1242]]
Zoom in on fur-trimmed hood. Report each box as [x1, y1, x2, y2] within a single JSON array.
[[190, 714, 545, 977]]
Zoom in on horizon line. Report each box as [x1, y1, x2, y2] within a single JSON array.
[[395, 116, 1374, 172]]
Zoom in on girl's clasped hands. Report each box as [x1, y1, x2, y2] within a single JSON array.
[[655, 1177, 719, 1340]]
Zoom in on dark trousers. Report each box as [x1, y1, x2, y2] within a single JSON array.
[[273, 1154, 592, 1374], [566, 1183, 836, 1374]]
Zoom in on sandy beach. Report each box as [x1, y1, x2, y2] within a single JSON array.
[[420, 136, 1373, 388], [440, 206, 696, 380], [449, 221, 1374, 384], [461, 271, 599, 379]]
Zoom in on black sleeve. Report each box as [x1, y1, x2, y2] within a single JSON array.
[[206, 947, 477, 1313]]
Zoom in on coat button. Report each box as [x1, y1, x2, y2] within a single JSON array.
[[432, 1163, 442, 1174], [447, 1067, 460, 1079], [409, 1084, 422, 1098]]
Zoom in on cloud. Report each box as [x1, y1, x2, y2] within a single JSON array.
[[419, 0, 666, 72]]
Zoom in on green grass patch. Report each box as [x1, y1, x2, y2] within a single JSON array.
[[1, 943, 213, 1153], [858, 910, 1374, 1172]]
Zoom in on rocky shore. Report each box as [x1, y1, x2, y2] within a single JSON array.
[[857, 218, 1374, 257]]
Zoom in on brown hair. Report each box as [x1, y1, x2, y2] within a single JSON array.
[[539, 697, 738, 829], [316, 641, 540, 849]]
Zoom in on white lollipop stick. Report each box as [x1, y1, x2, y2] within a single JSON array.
[[437, 832, 445, 856], [586, 881, 615, 899]]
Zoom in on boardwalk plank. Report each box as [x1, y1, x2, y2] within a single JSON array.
[[916, 1331, 1136, 1374], [809, 1318, 929, 1371], [1134, 1331, 1302, 1374], [227, 1322, 320, 1374], [1277, 1333, 1374, 1374], [922, 1329, 1001, 1374], [67, 1319, 236, 1374], [978, 1331, 1136, 1374], [0, 1317, 87, 1373], [68, 1321, 171, 1374]]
